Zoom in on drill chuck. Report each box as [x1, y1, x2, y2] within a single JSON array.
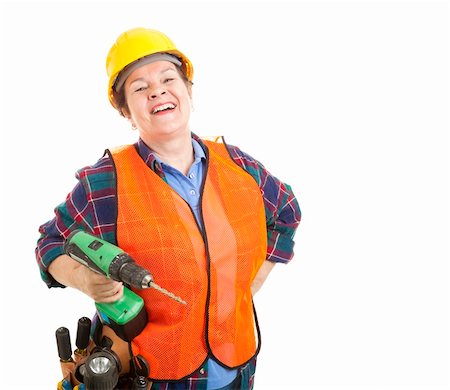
[[109, 255, 153, 289], [118, 261, 153, 289]]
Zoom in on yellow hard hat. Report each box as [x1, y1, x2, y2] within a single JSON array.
[[106, 27, 193, 108]]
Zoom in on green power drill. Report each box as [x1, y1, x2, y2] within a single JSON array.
[[64, 230, 186, 342]]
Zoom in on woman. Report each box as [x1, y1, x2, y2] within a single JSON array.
[[36, 27, 301, 390]]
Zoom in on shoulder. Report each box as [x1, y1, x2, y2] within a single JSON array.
[[75, 153, 116, 190], [198, 135, 262, 168], [223, 142, 266, 185], [195, 134, 265, 183], [225, 143, 258, 165]]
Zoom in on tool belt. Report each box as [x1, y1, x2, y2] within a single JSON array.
[[56, 317, 152, 390]]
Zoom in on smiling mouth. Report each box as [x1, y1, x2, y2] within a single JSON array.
[[152, 103, 176, 114]]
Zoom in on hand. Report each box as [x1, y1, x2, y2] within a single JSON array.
[[76, 266, 124, 303], [48, 255, 124, 303], [251, 260, 276, 295]]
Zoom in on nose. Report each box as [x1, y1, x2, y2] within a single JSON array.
[[149, 87, 166, 100]]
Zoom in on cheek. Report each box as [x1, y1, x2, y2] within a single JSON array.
[[181, 93, 192, 111], [128, 98, 148, 117]]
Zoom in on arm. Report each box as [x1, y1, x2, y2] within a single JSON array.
[[226, 145, 301, 293], [48, 254, 123, 303], [251, 260, 276, 295], [35, 157, 122, 302]]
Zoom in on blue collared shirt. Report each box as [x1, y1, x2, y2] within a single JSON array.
[[154, 139, 238, 390]]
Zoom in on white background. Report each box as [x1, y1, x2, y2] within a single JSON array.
[[1, 1, 449, 389]]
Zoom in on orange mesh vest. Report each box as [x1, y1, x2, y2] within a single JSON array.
[[109, 138, 267, 380]]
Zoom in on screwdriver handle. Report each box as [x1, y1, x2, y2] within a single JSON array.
[[56, 327, 73, 361], [75, 317, 91, 350]]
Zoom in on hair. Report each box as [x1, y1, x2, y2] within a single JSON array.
[[112, 66, 193, 117]]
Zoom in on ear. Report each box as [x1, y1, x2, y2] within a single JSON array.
[[187, 84, 194, 110], [124, 114, 137, 130]]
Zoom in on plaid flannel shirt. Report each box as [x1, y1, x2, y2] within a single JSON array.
[[36, 134, 301, 389]]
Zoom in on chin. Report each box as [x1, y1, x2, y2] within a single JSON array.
[[152, 125, 190, 137]]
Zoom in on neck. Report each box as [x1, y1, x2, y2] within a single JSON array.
[[144, 134, 194, 176]]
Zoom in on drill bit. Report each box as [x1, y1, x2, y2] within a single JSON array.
[[148, 281, 187, 305]]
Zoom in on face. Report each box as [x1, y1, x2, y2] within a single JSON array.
[[124, 61, 192, 143]]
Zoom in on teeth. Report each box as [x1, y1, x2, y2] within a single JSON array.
[[153, 103, 175, 114]]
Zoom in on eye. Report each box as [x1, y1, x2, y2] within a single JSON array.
[[164, 78, 174, 84], [134, 86, 147, 93]]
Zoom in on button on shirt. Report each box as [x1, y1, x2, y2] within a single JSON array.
[[154, 139, 238, 390], [154, 140, 204, 219]]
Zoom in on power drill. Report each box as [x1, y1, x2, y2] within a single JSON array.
[[64, 230, 186, 342]]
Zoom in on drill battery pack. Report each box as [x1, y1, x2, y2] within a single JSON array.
[[96, 288, 148, 342]]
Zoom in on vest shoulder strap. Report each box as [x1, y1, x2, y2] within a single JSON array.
[[201, 136, 233, 161]]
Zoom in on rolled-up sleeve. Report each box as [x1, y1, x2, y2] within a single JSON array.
[[36, 155, 117, 287], [35, 180, 93, 287]]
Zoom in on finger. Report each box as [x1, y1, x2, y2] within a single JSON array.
[[87, 283, 115, 300], [97, 284, 124, 303], [92, 279, 121, 291], [79, 267, 123, 301], [88, 272, 115, 286], [80, 268, 110, 288], [97, 282, 122, 297]]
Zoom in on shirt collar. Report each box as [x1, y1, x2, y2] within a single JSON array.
[[136, 134, 206, 171]]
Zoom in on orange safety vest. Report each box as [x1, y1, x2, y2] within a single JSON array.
[[109, 138, 267, 381]]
